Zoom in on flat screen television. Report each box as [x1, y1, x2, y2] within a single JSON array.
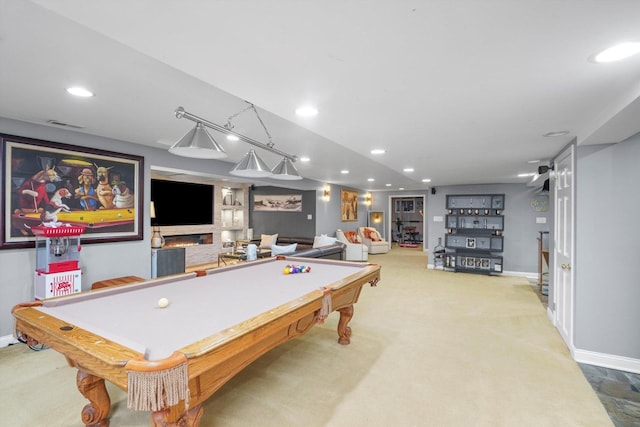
[[151, 179, 214, 226]]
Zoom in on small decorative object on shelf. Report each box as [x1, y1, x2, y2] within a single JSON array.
[[433, 237, 445, 270], [151, 228, 165, 248]]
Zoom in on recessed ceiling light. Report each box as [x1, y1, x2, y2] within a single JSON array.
[[422, 178, 431, 183], [399, 187, 405, 190], [226, 134, 240, 141], [527, 159, 541, 164], [341, 170, 349, 174], [518, 173, 536, 178], [367, 178, 375, 182], [66, 87, 94, 97], [295, 105, 318, 117], [403, 168, 414, 172], [300, 157, 310, 162], [543, 130, 569, 137], [593, 42, 640, 63], [385, 183, 392, 187], [370, 149, 386, 155]]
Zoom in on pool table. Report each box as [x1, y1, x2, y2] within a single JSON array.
[[12, 256, 380, 427]]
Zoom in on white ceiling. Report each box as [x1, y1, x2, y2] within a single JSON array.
[[2, 0, 640, 191]]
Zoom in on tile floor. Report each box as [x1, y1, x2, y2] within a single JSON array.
[[530, 280, 640, 427], [579, 363, 640, 427]]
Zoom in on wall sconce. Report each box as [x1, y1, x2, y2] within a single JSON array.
[[322, 185, 331, 202], [364, 192, 372, 207]]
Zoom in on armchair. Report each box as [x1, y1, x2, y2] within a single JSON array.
[[336, 229, 369, 261], [357, 227, 390, 254]]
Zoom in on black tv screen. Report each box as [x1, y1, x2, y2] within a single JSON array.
[[151, 180, 214, 226]]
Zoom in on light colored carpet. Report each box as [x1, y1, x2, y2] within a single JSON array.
[[0, 247, 612, 426]]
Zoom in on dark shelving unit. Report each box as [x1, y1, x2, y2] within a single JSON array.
[[443, 194, 505, 275]]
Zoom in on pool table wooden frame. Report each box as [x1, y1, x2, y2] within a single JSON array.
[[12, 257, 380, 426]]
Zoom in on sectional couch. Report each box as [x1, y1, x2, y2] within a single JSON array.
[[251, 236, 346, 260]]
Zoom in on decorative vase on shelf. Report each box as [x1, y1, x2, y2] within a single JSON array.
[[151, 228, 165, 248]]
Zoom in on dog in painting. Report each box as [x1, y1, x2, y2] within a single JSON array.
[[40, 187, 72, 223], [95, 164, 115, 209], [112, 181, 134, 208]]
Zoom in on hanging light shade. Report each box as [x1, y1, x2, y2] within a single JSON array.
[[169, 123, 227, 159], [270, 157, 302, 180], [229, 149, 273, 178]]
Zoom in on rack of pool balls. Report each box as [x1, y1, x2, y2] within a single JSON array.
[[283, 264, 311, 274]]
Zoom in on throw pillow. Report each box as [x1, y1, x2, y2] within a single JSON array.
[[313, 235, 337, 248], [344, 231, 357, 243], [259, 233, 278, 248], [364, 228, 376, 240], [363, 228, 382, 242], [271, 243, 297, 256]]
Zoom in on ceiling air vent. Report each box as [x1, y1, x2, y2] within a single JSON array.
[[46, 120, 85, 129]]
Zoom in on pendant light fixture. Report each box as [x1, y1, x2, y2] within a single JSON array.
[[270, 156, 301, 180], [168, 122, 226, 159], [230, 149, 272, 178], [171, 104, 302, 180]]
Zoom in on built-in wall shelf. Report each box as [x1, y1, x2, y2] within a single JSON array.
[[221, 187, 247, 242]]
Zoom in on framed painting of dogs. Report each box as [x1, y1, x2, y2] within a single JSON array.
[[1, 133, 144, 249]]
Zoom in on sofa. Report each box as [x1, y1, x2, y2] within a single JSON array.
[[251, 235, 346, 260], [357, 227, 390, 254], [336, 229, 369, 261]]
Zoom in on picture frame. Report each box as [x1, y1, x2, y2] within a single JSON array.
[[1, 133, 144, 249], [466, 237, 476, 249], [341, 189, 358, 221], [402, 199, 414, 213], [253, 194, 302, 212]]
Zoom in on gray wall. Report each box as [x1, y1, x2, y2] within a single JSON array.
[[575, 136, 640, 359], [250, 186, 316, 238], [314, 185, 368, 236], [250, 185, 372, 239]]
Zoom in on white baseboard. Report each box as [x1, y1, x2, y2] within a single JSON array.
[[544, 310, 640, 374], [0, 334, 19, 348], [574, 348, 640, 374], [502, 270, 538, 280], [426, 265, 537, 279]]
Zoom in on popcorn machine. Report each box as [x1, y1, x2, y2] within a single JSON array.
[[32, 225, 85, 299]]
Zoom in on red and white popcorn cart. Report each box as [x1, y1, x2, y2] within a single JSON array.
[[32, 224, 85, 300]]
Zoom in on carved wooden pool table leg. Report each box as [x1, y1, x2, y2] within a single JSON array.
[[151, 403, 204, 426], [76, 370, 111, 427], [337, 305, 354, 345]]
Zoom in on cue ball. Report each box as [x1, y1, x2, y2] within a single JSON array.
[[157, 297, 169, 308]]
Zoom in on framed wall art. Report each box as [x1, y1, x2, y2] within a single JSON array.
[[341, 189, 358, 221], [394, 198, 415, 213], [1, 133, 144, 249], [253, 194, 302, 212]]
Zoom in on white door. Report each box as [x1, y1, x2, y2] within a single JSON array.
[[553, 144, 575, 349]]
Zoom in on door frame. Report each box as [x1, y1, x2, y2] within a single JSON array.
[[551, 141, 577, 352], [387, 194, 427, 251]]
